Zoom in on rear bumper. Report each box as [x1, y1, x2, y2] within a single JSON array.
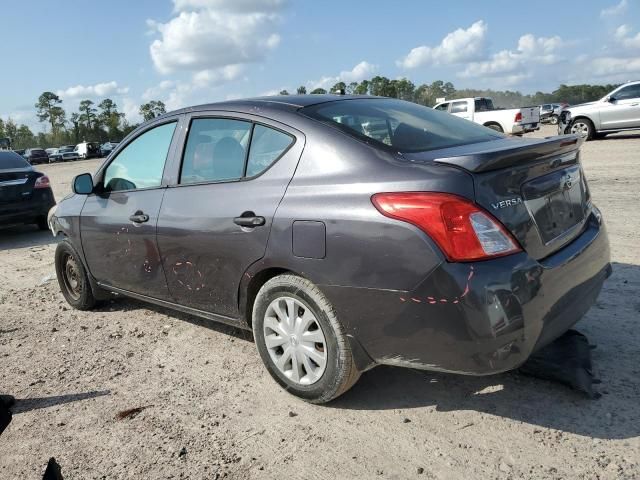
[[0, 189, 56, 225], [322, 210, 610, 375]]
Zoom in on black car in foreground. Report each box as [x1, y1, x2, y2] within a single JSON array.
[[49, 95, 611, 403], [23, 148, 49, 165], [1, 150, 55, 230]]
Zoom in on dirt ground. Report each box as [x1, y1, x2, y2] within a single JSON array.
[[1, 125, 639, 479]]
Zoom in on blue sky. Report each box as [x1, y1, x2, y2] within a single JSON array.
[[3, 0, 639, 132]]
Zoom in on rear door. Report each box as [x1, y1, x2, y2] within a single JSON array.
[[80, 117, 181, 298], [157, 112, 304, 317], [600, 83, 640, 129]]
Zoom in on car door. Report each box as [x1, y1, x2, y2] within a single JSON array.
[[80, 117, 181, 299], [156, 113, 304, 318], [600, 84, 640, 129]]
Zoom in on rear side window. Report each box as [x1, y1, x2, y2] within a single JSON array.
[[104, 121, 177, 192], [246, 125, 293, 177], [0, 151, 30, 169], [303, 98, 501, 153], [180, 118, 252, 184], [450, 101, 468, 113], [180, 119, 293, 184]]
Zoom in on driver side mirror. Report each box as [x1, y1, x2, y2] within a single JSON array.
[[72, 173, 94, 195], [606, 96, 616, 103]]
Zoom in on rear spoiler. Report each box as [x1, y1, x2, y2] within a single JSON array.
[[432, 135, 582, 173]]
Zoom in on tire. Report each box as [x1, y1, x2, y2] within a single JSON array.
[[55, 239, 97, 310], [550, 115, 559, 125], [36, 216, 48, 231], [570, 118, 594, 140], [252, 274, 360, 403], [485, 122, 504, 133]]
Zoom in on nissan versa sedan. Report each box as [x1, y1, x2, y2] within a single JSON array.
[[49, 95, 611, 403], [1, 150, 55, 229]]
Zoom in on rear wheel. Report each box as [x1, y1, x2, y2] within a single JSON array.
[[570, 118, 594, 140], [252, 274, 360, 403], [484, 122, 504, 133], [549, 114, 559, 125], [55, 240, 96, 310]]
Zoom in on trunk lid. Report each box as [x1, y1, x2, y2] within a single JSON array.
[[403, 135, 590, 260], [518, 106, 540, 126], [0, 168, 38, 209]]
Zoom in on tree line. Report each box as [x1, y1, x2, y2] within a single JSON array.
[[0, 93, 167, 150], [1, 78, 619, 150]]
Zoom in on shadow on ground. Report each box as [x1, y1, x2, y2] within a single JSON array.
[[0, 224, 59, 250], [11, 390, 111, 414]]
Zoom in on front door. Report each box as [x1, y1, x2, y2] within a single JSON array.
[[81, 120, 179, 298], [600, 83, 640, 130], [157, 115, 303, 317]]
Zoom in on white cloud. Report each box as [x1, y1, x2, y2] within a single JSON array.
[[308, 61, 378, 90], [397, 20, 487, 69], [614, 24, 640, 48], [460, 34, 564, 78], [601, 0, 628, 17], [147, 0, 285, 75], [56, 81, 129, 99]]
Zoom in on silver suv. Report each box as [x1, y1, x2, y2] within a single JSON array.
[[559, 81, 640, 140]]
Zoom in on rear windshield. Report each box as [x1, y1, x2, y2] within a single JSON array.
[[0, 151, 30, 169], [302, 98, 501, 153]]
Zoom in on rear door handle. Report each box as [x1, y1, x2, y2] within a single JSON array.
[[234, 212, 265, 228], [129, 211, 149, 223]]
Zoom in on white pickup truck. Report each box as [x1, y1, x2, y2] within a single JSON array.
[[433, 97, 540, 135]]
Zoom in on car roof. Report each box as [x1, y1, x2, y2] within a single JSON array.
[[159, 94, 382, 118]]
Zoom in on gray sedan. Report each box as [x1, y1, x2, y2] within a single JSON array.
[[49, 95, 610, 403]]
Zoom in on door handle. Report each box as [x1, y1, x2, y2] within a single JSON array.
[[234, 212, 265, 228], [129, 211, 149, 223]]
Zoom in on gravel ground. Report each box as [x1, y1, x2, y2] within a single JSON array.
[[1, 125, 639, 479]]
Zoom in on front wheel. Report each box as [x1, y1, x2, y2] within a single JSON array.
[[549, 115, 559, 125], [252, 274, 360, 403], [570, 118, 594, 140], [55, 240, 97, 310]]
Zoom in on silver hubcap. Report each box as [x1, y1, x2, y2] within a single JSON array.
[[571, 122, 590, 137], [263, 297, 327, 385]]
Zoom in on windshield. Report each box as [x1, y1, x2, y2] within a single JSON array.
[[302, 98, 501, 153]]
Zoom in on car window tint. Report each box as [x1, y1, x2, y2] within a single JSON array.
[[0, 151, 30, 169], [450, 101, 468, 113], [615, 84, 640, 100], [180, 118, 251, 184], [304, 98, 501, 153], [246, 125, 294, 177], [104, 121, 176, 192]]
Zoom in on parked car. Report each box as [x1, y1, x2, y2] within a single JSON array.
[[0, 150, 55, 230], [539, 103, 566, 125], [100, 142, 119, 157], [12, 149, 25, 157], [49, 95, 610, 403], [46, 148, 62, 163], [433, 97, 540, 134], [559, 81, 640, 140], [75, 141, 101, 159], [23, 148, 49, 165], [58, 145, 80, 162]]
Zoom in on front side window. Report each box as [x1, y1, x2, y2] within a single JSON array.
[[450, 101, 468, 113], [304, 98, 501, 153], [103, 121, 177, 192], [434, 103, 449, 112], [614, 84, 640, 100]]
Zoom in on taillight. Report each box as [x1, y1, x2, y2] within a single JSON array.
[[514, 112, 522, 122], [34, 175, 50, 189], [371, 192, 521, 262]]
